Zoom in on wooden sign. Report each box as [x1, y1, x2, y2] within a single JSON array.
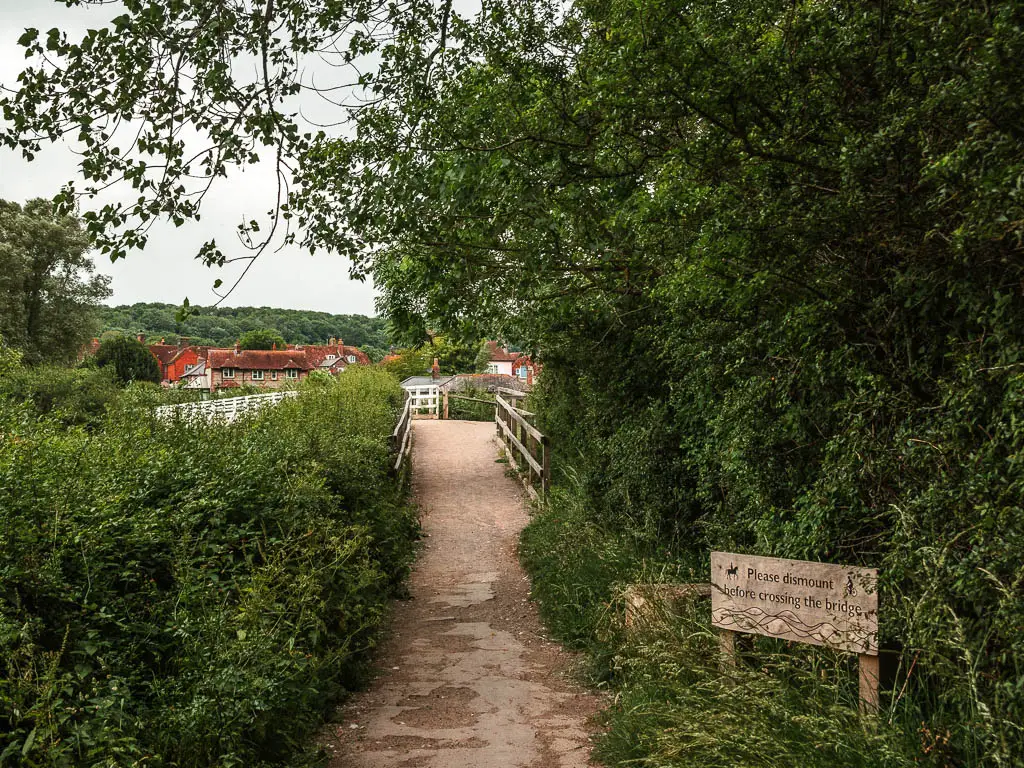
[[711, 552, 878, 655]]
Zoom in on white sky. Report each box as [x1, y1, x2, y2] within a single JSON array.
[[0, 1, 379, 315]]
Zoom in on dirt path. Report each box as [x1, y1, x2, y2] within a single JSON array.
[[322, 420, 601, 768]]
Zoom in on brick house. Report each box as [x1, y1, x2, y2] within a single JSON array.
[[484, 341, 518, 375], [509, 354, 540, 386], [207, 346, 314, 390]]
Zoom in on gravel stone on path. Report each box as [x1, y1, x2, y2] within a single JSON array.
[[321, 420, 601, 768]]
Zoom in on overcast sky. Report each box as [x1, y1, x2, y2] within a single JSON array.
[[0, 2, 379, 315]]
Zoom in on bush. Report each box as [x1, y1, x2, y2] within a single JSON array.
[[0, 363, 120, 426], [446, 387, 496, 422], [521, 494, 923, 768], [94, 335, 160, 384], [0, 367, 416, 766]]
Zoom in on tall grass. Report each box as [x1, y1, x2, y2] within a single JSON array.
[[521, 483, 942, 768]]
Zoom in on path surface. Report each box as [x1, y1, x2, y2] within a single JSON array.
[[323, 420, 600, 768]]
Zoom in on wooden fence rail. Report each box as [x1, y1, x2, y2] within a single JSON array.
[[390, 393, 413, 475], [495, 394, 550, 500]]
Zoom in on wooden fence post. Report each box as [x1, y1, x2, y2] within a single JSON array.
[[443, 391, 449, 420], [541, 435, 551, 495], [859, 653, 880, 715]]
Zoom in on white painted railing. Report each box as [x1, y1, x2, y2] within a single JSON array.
[[154, 391, 298, 423], [405, 384, 439, 418]]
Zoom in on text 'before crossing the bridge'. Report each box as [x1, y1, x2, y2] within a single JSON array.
[[711, 552, 878, 655]]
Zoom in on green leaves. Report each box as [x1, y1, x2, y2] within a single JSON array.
[[15, 29, 37, 48], [0, 369, 414, 765]]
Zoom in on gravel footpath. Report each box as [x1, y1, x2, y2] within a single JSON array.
[[322, 419, 601, 768]]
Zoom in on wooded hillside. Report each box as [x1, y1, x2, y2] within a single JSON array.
[[98, 303, 388, 351]]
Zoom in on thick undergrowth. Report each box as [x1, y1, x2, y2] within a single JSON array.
[[0, 367, 417, 766]]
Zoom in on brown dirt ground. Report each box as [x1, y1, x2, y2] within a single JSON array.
[[321, 420, 602, 768]]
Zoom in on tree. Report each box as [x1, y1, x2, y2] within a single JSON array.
[[95, 335, 160, 385], [238, 329, 287, 350], [0, 199, 111, 363], [382, 337, 485, 380]]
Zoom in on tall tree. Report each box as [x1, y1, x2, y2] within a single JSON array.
[[0, 199, 111, 363], [94, 335, 160, 385], [238, 328, 287, 350]]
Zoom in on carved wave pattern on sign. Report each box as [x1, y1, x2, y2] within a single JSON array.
[[712, 606, 875, 650]]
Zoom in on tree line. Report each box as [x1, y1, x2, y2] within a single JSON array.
[[98, 303, 389, 353]]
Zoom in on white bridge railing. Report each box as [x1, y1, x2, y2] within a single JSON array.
[[406, 384, 439, 418], [154, 391, 298, 423]]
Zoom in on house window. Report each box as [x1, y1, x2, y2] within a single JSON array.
[[517, 366, 529, 380], [347, 354, 357, 363], [486, 363, 499, 374], [251, 370, 264, 381], [286, 369, 299, 379], [222, 368, 235, 379], [271, 371, 278, 380]]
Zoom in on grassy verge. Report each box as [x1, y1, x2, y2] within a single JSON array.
[[520, 488, 929, 768]]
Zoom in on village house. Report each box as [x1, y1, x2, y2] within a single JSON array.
[[484, 341, 541, 385], [207, 345, 315, 390], [299, 338, 372, 373], [146, 337, 211, 385]]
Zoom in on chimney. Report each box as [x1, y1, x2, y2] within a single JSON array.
[[234, 340, 240, 355], [178, 336, 189, 350], [329, 337, 336, 346], [272, 342, 277, 351], [431, 358, 440, 381]]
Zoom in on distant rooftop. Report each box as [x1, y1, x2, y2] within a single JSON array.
[[401, 376, 455, 388]]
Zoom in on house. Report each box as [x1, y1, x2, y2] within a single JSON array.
[[483, 341, 518, 376], [143, 337, 215, 386], [302, 338, 371, 373], [207, 346, 314, 390], [179, 360, 209, 390], [484, 342, 541, 385], [509, 354, 540, 386]]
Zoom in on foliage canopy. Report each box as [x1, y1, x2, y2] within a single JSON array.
[[4, 0, 1024, 764], [238, 328, 287, 350], [95, 334, 161, 385], [0, 199, 110, 364], [97, 303, 388, 349]]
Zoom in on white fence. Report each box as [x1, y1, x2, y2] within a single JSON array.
[[154, 391, 298, 423], [405, 384, 439, 418]]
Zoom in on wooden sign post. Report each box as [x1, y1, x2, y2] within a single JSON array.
[[710, 552, 879, 713]]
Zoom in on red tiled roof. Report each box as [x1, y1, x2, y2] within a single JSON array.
[[485, 341, 517, 362], [303, 344, 371, 367], [148, 344, 181, 366], [208, 349, 314, 371]]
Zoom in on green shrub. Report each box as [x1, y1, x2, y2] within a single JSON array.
[[0, 367, 416, 766], [0, 363, 120, 426], [522, 495, 925, 768], [446, 387, 496, 422]]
